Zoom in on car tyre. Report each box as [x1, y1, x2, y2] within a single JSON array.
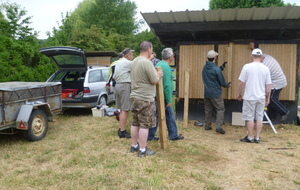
[[98, 95, 107, 107]]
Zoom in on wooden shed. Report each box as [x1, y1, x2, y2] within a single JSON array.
[[141, 6, 300, 124], [85, 51, 118, 67]]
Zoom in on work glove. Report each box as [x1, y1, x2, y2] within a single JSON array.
[[220, 61, 227, 70]]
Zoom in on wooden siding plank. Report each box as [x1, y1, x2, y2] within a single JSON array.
[[178, 43, 297, 101], [259, 44, 297, 101], [178, 45, 214, 98]]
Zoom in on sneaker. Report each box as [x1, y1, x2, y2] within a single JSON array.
[[170, 135, 184, 141], [281, 110, 290, 121], [194, 121, 204, 126], [130, 144, 139, 153], [216, 128, 225, 134], [240, 136, 254, 143], [148, 137, 159, 141], [138, 147, 156, 157], [118, 129, 131, 138], [254, 137, 260, 143]]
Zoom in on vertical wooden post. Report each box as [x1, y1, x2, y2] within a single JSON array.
[[227, 43, 233, 99], [156, 67, 168, 149], [183, 68, 190, 128]]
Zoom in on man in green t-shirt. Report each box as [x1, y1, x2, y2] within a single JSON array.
[[148, 48, 184, 141]]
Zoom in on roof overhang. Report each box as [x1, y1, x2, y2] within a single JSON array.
[[141, 6, 300, 46]]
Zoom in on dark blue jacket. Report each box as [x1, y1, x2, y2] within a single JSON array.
[[202, 61, 230, 98]]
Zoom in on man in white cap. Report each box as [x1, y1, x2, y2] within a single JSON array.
[[249, 42, 289, 122], [202, 50, 231, 134], [113, 48, 135, 138], [238, 48, 271, 143]]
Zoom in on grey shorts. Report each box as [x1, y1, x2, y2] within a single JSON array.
[[242, 99, 265, 121], [115, 83, 131, 111], [131, 98, 156, 129]]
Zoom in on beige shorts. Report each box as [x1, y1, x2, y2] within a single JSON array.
[[115, 83, 131, 111], [242, 99, 265, 121]]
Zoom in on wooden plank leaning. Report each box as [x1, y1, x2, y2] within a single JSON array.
[[156, 67, 168, 149], [183, 68, 190, 128]]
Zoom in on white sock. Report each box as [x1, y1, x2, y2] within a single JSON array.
[[140, 148, 146, 152], [132, 144, 138, 148]]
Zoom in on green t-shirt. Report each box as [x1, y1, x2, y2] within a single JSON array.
[[156, 60, 173, 104], [130, 56, 159, 102]]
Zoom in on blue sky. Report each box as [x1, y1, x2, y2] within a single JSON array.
[[4, 0, 299, 39]]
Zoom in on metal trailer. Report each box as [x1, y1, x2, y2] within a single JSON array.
[[0, 82, 62, 141]]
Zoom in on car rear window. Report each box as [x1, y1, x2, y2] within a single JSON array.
[[53, 54, 84, 67]]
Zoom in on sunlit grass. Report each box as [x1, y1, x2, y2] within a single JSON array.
[[0, 108, 299, 189]]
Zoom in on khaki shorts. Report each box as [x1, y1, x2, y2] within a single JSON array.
[[131, 98, 156, 129], [115, 83, 131, 111], [242, 99, 265, 121]]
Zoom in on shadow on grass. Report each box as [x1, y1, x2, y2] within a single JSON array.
[[62, 108, 93, 116]]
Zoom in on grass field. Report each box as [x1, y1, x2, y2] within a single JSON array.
[[0, 108, 299, 190]]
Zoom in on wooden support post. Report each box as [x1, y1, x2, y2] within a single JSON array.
[[227, 43, 233, 99], [183, 68, 190, 128], [156, 67, 168, 149]]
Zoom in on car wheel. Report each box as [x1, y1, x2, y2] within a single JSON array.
[[23, 109, 48, 141], [98, 95, 107, 107]]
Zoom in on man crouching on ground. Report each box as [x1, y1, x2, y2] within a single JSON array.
[[129, 41, 163, 157]]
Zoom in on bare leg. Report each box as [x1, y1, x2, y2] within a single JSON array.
[[255, 120, 263, 139], [119, 110, 128, 131], [138, 128, 149, 149], [131, 125, 139, 145], [246, 120, 254, 139]]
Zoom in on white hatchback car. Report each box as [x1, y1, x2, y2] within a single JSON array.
[[40, 46, 115, 109]]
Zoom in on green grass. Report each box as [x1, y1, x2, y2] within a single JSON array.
[[0, 108, 299, 189]]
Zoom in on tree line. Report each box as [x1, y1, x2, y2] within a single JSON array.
[[0, 0, 295, 82]]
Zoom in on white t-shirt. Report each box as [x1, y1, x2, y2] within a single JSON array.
[[238, 62, 272, 100]]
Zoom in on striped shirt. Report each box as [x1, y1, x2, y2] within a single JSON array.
[[262, 54, 287, 90]]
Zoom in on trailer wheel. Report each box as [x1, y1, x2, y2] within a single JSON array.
[[23, 109, 48, 141]]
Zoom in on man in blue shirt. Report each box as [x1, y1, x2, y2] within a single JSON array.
[[202, 50, 230, 134]]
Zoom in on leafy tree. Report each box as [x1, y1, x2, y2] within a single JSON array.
[[45, 0, 139, 52], [209, 0, 290, 10], [130, 30, 165, 59], [0, 3, 56, 82]]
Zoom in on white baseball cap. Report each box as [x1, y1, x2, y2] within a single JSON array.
[[252, 48, 262, 56], [207, 50, 218, 58]]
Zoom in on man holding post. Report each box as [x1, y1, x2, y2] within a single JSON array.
[[129, 41, 163, 157]]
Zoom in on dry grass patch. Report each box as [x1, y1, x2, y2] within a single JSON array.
[[0, 109, 299, 190]]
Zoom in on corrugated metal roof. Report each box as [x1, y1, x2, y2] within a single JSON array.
[[141, 6, 300, 46], [141, 6, 300, 25]]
